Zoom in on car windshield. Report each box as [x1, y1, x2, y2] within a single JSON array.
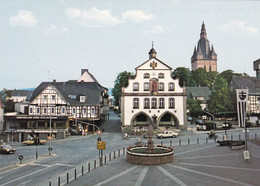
[[3, 145, 11, 149]]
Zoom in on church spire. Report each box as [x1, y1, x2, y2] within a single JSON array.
[[200, 21, 207, 39], [149, 42, 157, 59]]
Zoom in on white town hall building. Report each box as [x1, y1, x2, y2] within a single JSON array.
[[121, 47, 187, 131]]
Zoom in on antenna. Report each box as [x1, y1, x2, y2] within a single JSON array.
[[152, 41, 154, 48]]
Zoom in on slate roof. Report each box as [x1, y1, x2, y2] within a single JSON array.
[[186, 87, 210, 103], [30, 81, 106, 105], [10, 90, 34, 101], [230, 76, 260, 95]]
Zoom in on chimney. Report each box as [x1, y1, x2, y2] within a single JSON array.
[[53, 79, 56, 82], [81, 69, 88, 75], [253, 59, 260, 80]]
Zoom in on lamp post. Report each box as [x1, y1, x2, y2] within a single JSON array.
[[48, 114, 52, 155]]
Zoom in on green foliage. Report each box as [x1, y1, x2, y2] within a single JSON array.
[[191, 68, 218, 89], [112, 71, 135, 106], [207, 76, 232, 113], [0, 88, 11, 100], [187, 99, 203, 117], [219, 69, 247, 83], [172, 67, 196, 87], [0, 88, 14, 112]]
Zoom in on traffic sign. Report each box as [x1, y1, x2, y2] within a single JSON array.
[[97, 141, 106, 150], [97, 130, 102, 136]]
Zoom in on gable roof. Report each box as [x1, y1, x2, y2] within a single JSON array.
[[31, 81, 106, 105], [10, 90, 34, 101], [230, 76, 260, 94], [186, 87, 210, 103], [135, 57, 172, 70]]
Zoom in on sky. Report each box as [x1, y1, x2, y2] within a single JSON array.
[[1, 0, 260, 90]]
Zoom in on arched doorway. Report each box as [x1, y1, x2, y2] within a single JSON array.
[[158, 112, 179, 128], [131, 112, 152, 126]]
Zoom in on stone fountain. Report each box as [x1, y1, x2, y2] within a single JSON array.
[[126, 118, 174, 165]]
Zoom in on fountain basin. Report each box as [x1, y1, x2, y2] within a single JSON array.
[[127, 145, 174, 165]]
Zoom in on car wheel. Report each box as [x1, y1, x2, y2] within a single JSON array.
[[160, 136, 163, 139], [23, 143, 27, 146], [173, 135, 176, 138], [10, 151, 14, 154]]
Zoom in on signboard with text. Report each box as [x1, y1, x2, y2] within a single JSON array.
[[97, 141, 106, 150]]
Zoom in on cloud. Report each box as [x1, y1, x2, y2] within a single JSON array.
[[143, 25, 165, 34], [45, 24, 69, 34], [122, 10, 154, 23], [9, 10, 37, 27], [219, 20, 258, 36], [66, 7, 121, 27]]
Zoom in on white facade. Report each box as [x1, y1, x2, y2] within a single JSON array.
[[121, 48, 187, 130]]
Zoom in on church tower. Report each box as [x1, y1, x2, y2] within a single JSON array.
[[191, 22, 217, 72]]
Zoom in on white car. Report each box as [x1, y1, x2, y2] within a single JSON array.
[[157, 131, 179, 138]]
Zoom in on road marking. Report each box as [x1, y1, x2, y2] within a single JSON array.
[[178, 153, 239, 160], [179, 162, 260, 172], [2, 166, 51, 186], [54, 163, 74, 167], [93, 166, 137, 186], [157, 166, 187, 186], [17, 179, 32, 186], [135, 166, 149, 186], [175, 144, 216, 156], [168, 164, 253, 186]]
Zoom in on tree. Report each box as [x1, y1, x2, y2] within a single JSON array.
[[112, 71, 135, 106], [207, 76, 232, 113], [187, 99, 203, 117], [172, 67, 195, 87], [191, 68, 218, 89], [0, 88, 14, 112]]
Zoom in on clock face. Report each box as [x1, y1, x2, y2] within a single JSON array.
[[152, 72, 156, 76]]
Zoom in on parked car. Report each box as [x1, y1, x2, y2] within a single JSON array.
[[0, 145, 16, 154], [157, 131, 178, 138], [22, 139, 47, 145]]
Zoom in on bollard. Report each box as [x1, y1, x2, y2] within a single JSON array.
[[223, 135, 224, 141], [161, 141, 163, 146], [239, 134, 241, 140], [49, 182, 51, 186], [82, 166, 84, 175], [179, 139, 181, 146], [67, 173, 69, 184], [197, 138, 199, 144], [188, 138, 190, 145], [206, 137, 208, 143], [105, 155, 106, 163], [114, 151, 116, 159], [255, 133, 257, 139], [170, 140, 172, 146], [123, 147, 125, 155], [231, 135, 233, 141], [94, 160, 96, 169], [58, 177, 60, 186], [75, 169, 77, 179], [88, 162, 90, 172], [118, 149, 120, 157], [109, 153, 111, 161]]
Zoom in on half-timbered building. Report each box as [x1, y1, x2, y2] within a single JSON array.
[[4, 69, 109, 141]]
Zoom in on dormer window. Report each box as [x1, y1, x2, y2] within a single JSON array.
[[52, 95, 55, 101], [80, 96, 86, 102], [144, 73, 150, 79], [158, 73, 164, 78]]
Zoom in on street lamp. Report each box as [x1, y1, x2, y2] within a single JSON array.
[[48, 114, 52, 155]]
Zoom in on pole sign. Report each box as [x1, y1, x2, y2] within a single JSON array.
[[236, 89, 248, 127], [97, 141, 106, 150], [97, 130, 102, 136]]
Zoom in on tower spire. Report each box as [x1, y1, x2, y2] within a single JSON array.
[[200, 21, 207, 39]]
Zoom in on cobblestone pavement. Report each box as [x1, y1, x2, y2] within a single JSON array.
[[67, 141, 260, 186]]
